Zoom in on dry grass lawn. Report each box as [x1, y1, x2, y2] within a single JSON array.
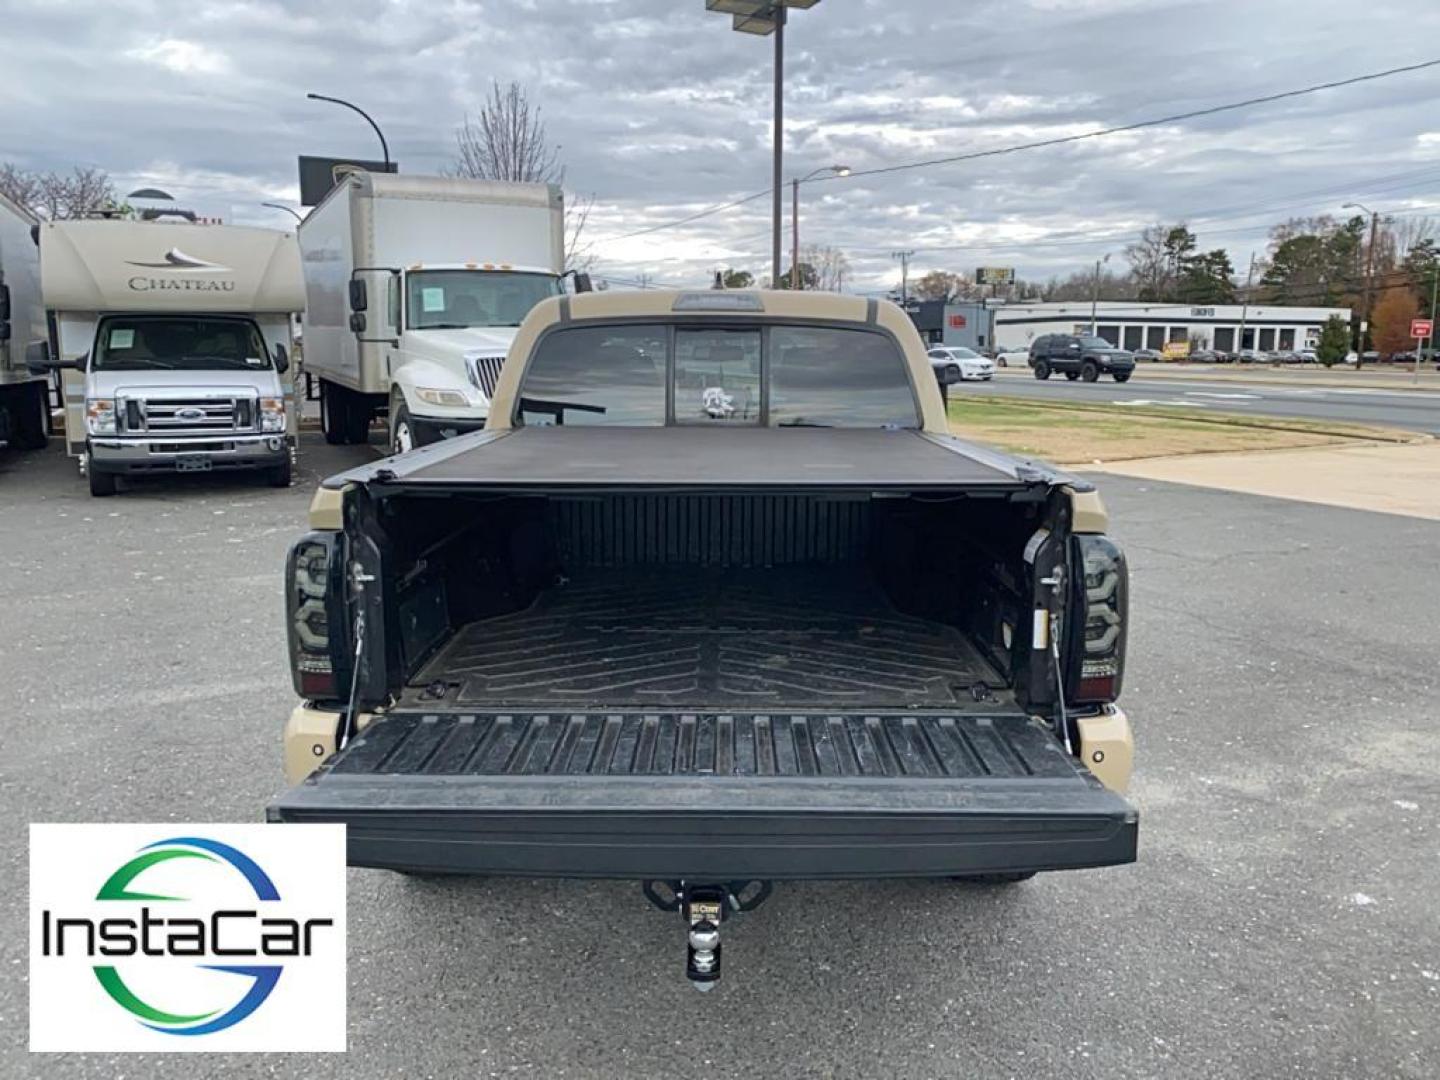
[[946, 397, 1408, 465]]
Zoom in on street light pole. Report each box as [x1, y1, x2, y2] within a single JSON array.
[[772, 7, 785, 287], [790, 164, 849, 289], [892, 250, 915, 307], [1343, 201, 1382, 366], [306, 92, 391, 170], [262, 202, 303, 222], [1090, 253, 1111, 335]]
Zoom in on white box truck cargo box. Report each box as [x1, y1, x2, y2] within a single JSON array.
[[298, 172, 565, 452]]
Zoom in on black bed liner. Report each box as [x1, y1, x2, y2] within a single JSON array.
[[407, 567, 1008, 712], [331, 427, 1055, 492], [267, 710, 1138, 879]]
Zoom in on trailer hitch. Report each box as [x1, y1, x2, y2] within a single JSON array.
[[641, 880, 774, 990]]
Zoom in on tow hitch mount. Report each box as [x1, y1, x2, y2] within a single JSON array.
[[641, 880, 774, 990]]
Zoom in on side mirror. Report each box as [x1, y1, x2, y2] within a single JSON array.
[[572, 272, 593, 294], [0, 283, 10, 321], [25, 340, 80, 372], [1068, 341, 1081, 350], [348, 279, 368, 312], [349, 312, 367, 334], [273, 343, 290, 374]]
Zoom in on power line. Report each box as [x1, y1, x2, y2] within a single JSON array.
[[591, 57, 1440, 247], [816, 58, 1440, 185]]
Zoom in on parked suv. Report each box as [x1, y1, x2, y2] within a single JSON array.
[[1029, 334, 1136, 383]]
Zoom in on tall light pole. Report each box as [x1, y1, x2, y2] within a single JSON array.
[[1090, 253, 1111, 335], [307, 92, 391, 170], [262, 202, 304, 222], [1343, 201, 1383, 365], [1238, 252, 1256, 354], [791, 164, 849, 289], [705, 1, 825, 287]]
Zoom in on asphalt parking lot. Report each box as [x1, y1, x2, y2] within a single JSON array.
[[4, 434, 1437, 1079]]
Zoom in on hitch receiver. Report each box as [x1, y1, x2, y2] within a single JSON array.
[[641, 880, 774, 990]]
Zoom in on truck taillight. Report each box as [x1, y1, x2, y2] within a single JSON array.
[[286, 533, 346, 701], [1068, 535, 1128, 704]]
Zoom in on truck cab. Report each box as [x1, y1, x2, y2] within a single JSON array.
[[28, 218, 304, 496]]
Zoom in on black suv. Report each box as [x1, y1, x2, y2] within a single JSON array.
[[1029, 334, 1136, 383]]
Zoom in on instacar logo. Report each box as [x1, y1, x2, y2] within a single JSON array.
[[30, 824, 346, 1053]]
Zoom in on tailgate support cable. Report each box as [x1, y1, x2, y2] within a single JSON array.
[[339, 562, 375, 751]]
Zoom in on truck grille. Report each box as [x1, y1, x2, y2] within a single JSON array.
[[467, 355, 506, 398], [122, 397, 255, 433]]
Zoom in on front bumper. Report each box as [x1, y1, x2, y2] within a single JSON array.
[[89, 433, 290, 474], [411, 413, 488, 444], [959, 368, 995, 381]]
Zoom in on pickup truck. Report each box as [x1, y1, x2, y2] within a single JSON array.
[[268, 290, 1137, 987]]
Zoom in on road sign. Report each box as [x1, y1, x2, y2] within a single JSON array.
[[1162, 341, 1191, 359], [948, 313, 967, 328], [1411, 318, 1433, 339]]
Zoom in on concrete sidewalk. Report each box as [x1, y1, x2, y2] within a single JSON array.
[[1088, 441, 1440, 521]]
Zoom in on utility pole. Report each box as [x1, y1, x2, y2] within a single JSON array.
[[1090, 253, 1111, 334], [1423, 263, 1439, 386], [891, 250, 915, 308], [1238, 252, 1256, 354], [1360, 209, 1379, 366], [771, 7, 785, 288]]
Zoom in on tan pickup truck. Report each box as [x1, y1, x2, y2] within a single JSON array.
[[269, 289, 1136, 987]]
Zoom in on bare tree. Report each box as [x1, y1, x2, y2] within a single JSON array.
[[1390, 215, 1435, 259], [0, 163, 117, 218], [1124, 224, 1170, 300], [452, 80, 562, 184], [803, 244, 850, 292]]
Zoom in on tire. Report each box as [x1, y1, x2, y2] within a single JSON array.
[[1065, 371, 1080, 381], [1081, 361, 1100, 383], [344, 397, 372, 445], [389, 401, 416, 455], [9, 382, 49, 450], [997, 357, 1007, 368], [320, 383, 344, 446], [266, 455, 292, 488], [1033, 360, 1051, 380], [88, 467, 117, 497], [950, 872, 1037, 885], [1114, 372, 1132, 383]]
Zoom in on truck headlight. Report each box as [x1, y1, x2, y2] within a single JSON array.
[[259, 397, 286, 432], [85, 399, 117, 435], [414, 387, 472, 408]]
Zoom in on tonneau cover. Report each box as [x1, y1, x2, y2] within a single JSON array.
[[331, 427, 1055, 491]]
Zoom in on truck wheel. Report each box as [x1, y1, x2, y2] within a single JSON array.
[[950, 872, 1037, 885], [344, 399, 372, 445], [1033, 360, 1051, 380], [320, 384, 344, 446], [9, 383, 49, 450], [1114, 372, 1132, 383], [266, 456, 293, 488], [88, 468, 117, 497], [1081, 361, 1100, 382], [1065, 371, 1080, 381], [389, 402, 416, 455]]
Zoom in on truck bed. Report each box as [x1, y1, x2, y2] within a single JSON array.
[[404, 567, 1010, 712]]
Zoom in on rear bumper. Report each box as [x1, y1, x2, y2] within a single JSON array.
[[267, 710, 1138, 880]]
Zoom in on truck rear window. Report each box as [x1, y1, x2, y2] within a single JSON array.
[[518, 323, 918, 428]]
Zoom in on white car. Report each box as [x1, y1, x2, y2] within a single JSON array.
[[928, 346, 995, 382], [995, 346, 1031, 368]]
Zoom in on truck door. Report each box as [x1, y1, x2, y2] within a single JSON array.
[[348, 268, 400, 392]]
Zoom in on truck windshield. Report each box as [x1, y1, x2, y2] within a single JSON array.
[[407, 270, 562, 330], [92, 316, 270, 371], [517, 323, 919, 429]]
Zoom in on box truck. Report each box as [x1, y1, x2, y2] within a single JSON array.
[[27, 216, 304, 495], [0, 190, 49, 451], [297, 172, 567, 453]]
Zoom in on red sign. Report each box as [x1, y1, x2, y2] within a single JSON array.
[[1411, 318, 1433, 339], [948, 314, 967, 329]]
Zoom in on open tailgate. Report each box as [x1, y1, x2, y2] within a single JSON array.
[[267, 710, 1137, 880]]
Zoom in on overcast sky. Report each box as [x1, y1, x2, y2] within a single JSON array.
[[4, 0, 1440, 292]]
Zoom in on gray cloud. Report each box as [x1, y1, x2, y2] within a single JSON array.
[[3, 0, 1439, 291]]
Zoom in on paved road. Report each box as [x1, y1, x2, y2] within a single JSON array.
[[964, 369, 1440, 433], [3, 437, 1437, 1078]]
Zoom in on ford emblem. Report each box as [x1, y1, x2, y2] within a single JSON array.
[[176, 407, 206, 421]]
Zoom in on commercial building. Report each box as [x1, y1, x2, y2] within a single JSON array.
[[916, 299, 1352, 355]]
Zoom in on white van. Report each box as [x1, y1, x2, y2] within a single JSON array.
[[28, 217, 304, 496]]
